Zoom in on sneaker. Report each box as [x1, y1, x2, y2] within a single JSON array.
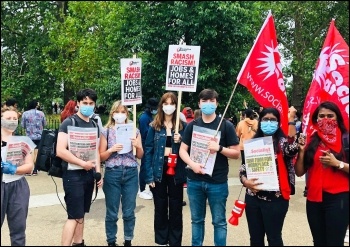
[[138, 190, 153, 200], [124, 240, 132, 246], [108, 242, 116, 246], [145, 190, 153, 196], [32, 171, 38, 176]]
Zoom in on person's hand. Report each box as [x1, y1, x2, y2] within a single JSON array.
[[298, 133, 306, 151], [190, 162, 206, 174], [243, 177, 263, 194], [288, 106, 297, 120], [83, 160, 96, 171], [108, 143, 123, 153], [131, 137, 142, 149], [1, 161, 17, 175], [319, 150, 339, 168], [149, 182, 155, 188], [173, 133, 181, 143], [207, 138, 219, 154], [243, 99, 248, 109], [97, 178, 103, 188]]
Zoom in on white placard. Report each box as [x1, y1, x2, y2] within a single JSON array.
[[243, 136, 279, 191], [165, 45, 201, 92], [115, 123, 134, 154], [121, 58, 142, 105]]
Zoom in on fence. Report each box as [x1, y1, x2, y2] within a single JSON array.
[[16, 119, 61, 136]]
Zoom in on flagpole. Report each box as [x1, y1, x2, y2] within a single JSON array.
[[203, 80, 240, 167]]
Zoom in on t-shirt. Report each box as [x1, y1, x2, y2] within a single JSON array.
[[59, 114, 99, 170], [182, 116, 239, 183]]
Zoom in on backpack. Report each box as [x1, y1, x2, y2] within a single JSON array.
[[36, 116, 97, 178]]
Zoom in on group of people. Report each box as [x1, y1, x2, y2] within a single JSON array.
[[1, 87, 349, 246]]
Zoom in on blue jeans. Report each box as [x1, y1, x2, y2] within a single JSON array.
[[103, 166, 139, 243], [187, 178, 229, 246]]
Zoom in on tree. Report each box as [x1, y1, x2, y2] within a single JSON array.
[[1, 1, 60, 112]]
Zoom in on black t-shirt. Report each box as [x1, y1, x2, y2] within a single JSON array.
[[182, 116, 239, 183], [59, 114, 99, 137]]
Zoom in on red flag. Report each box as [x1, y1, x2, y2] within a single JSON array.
[[237, 11, 289, 135], [302, 19, 349, 138]]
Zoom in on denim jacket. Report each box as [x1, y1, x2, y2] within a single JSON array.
[[144, 121, 187, 185]]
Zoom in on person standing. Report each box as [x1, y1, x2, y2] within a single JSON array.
[[295, 101, 349, 246], [56, 88, 103, 246], [179, 89, 240, 246], [99, 100, 143, 246], [236, 108, 258, 165], [138, 97, 159, 200], [144, 92, 187, 246], [61, 100, 78, 123], [21, 100, 47, 175], [1, 106, 35, 246], [239, 107, 299, 246]]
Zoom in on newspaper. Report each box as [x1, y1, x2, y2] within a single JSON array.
[[2, 136, 36, 166], [243, 136, 279, 191], [115, 123, 134, 154], [1, 136, 36, 183], [189, 125, 221, 176], [67, 126, 98, 170]]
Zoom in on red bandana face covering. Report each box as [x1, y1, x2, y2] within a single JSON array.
[[316, 118, 341, 153]]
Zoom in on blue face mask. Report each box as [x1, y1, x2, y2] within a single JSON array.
[[201, 102, 217, 115], [261, 121, 279, 135], [80, 105, 95, 117], [151, 109, 158, 115]]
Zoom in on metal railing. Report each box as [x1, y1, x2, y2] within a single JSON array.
[[15, 119, 61, 136]]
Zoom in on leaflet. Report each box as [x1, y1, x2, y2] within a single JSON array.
[[243, 136, 279, 191], [189, 125, 221, 176], [115, 123, 134, 154], [67, 126, 98, 170]]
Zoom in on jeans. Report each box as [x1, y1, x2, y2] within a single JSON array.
[[187, 178, 229, 246], [103, 166, 139, 243], [306, 191, 349, 246], [139, 155, 146, 192], [245, 194, 289, 246]]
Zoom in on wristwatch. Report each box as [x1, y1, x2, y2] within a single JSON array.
[[338, 162, 344, 170], [218, 145, 223, 153]]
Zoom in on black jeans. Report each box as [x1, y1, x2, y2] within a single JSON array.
[[150, 161, 184, 246], [245, 194, 289, 246], [306, 191, 349, 246], [32, 140, 41, 173]]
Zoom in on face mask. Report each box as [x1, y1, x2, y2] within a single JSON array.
[[1, 119, 18, 131], [113, 113, 127, 124], [80, 105, 95, 117], [151, 109, 158, 115], [317, 118, 337, 135], [261, 121, 279, 135], [162, 105, 176, 115], [201, 102, 216, 115]]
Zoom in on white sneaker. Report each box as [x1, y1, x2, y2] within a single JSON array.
[[145, 190, 153, 196], [138, 190, 153, 200]]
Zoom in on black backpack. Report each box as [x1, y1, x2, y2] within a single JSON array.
[[36, 116, 97, 178]]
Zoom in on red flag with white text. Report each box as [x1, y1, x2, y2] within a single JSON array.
[[302, 19, 349, 138], [237, 11, 289, 135]]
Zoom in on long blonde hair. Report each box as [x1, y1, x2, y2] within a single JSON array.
[[152, 92, 184, 131], [105, 100, 130, 128]]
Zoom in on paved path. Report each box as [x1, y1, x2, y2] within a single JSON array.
[[1, 159, 347, 246]]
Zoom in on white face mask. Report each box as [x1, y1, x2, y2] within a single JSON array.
[[113, 113, 127, 124], [162, 105, 176, 115]]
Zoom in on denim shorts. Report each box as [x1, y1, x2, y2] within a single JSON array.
[[62, 169, 94, 219]]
